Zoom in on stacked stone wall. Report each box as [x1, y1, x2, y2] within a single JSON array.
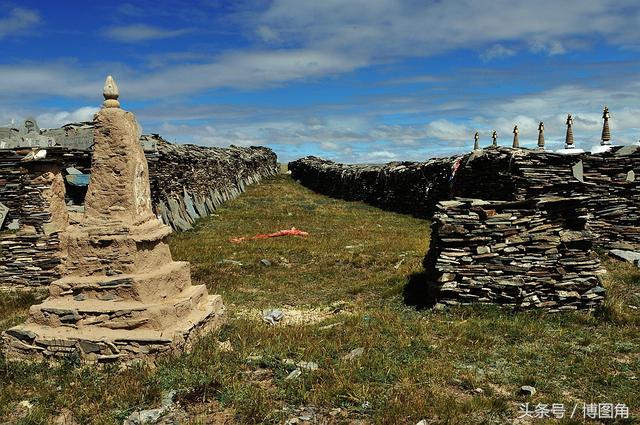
[[289, 146, 640, 250], [289, 147, 639, 310], [424, 197, 604, 311]]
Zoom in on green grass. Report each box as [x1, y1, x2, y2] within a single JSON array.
[[1, 174, 639, 424]]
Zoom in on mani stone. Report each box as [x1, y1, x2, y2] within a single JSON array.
[[2, 76, 225, 363]]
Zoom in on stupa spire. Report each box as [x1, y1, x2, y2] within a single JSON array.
[[565, 114, 574, 149], [103, 75, 120, 109], [537, 121, 545, 150], [601, 106, 611, 146]]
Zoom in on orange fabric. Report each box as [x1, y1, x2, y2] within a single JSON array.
[[230, 227, 309, 243]]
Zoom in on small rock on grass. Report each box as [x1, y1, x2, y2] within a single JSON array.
[[285, 369, 302, 380], [217, 340, 233, 352], [519, 385, 536, 396], [263, 309, 284, 325], [342, 347, 365, 361], [260, 259, 272, 266], [284, 359, 319, 371]]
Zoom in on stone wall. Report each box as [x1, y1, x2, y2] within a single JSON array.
[[452, 147, 640, 251], [147, 136, 278, 232], [423, 197, 604, 311], [0, 139, 277, 290], [288, 156, 454, 218], [1, 148, 91, 290], [289, 147, 638, 310], [289, 146, 640, 250]]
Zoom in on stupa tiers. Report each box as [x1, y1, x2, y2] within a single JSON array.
[[2, 76, 225, 362]]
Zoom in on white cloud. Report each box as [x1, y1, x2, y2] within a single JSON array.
[[256, 25, 279, 43], [103, 24, 192, 42], [255, 0, 637, 61], [481, 44, 517, 61], [36, 107, 99, 128], [530, 40, 566, 56], [0, 7, 40, 39]]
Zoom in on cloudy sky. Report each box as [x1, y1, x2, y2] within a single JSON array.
[[1, 0, 639, 162]]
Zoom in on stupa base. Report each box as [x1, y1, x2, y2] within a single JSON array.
[[2, 295, 225, 363]]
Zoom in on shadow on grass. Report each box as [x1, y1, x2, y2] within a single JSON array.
[[403, 271, 440, 309]]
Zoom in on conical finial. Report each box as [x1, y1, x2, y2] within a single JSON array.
[[512, 125, 519, 149], [537, 121, 545, 150], [601, 106, 611, 146], [103, 75, 120, 109], [473, 131, 480, 150], [565, 114, 574, 149], [491, 130, 497, 147]]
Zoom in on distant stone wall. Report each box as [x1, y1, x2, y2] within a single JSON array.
[[288, 156, 455, 218], [424, 197, 604, 311], [0, 139, 278, 290]]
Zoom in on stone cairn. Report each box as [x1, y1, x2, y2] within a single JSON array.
[[491, 130, 498, 148], [473, 132, 480, 151], [2, 76, 225, 362]]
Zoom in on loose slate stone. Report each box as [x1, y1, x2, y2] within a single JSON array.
[[5, 328, 36, 341], [609, 249, 640, 266]]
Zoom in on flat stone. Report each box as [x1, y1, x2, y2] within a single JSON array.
[[5, 328, 36, 341], [609, 249, 640, 266], [519, 385, 536, 396], [78, 340, 102, 354]]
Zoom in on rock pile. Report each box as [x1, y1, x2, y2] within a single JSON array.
[[424, 197, 605, 311]]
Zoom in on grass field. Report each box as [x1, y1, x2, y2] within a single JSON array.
[[1, 173, 639, 424]]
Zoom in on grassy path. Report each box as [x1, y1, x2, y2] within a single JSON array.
[[1, 174, 639, 424]]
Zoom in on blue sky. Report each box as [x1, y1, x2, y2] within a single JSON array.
[[1, 0, 639, 162]]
